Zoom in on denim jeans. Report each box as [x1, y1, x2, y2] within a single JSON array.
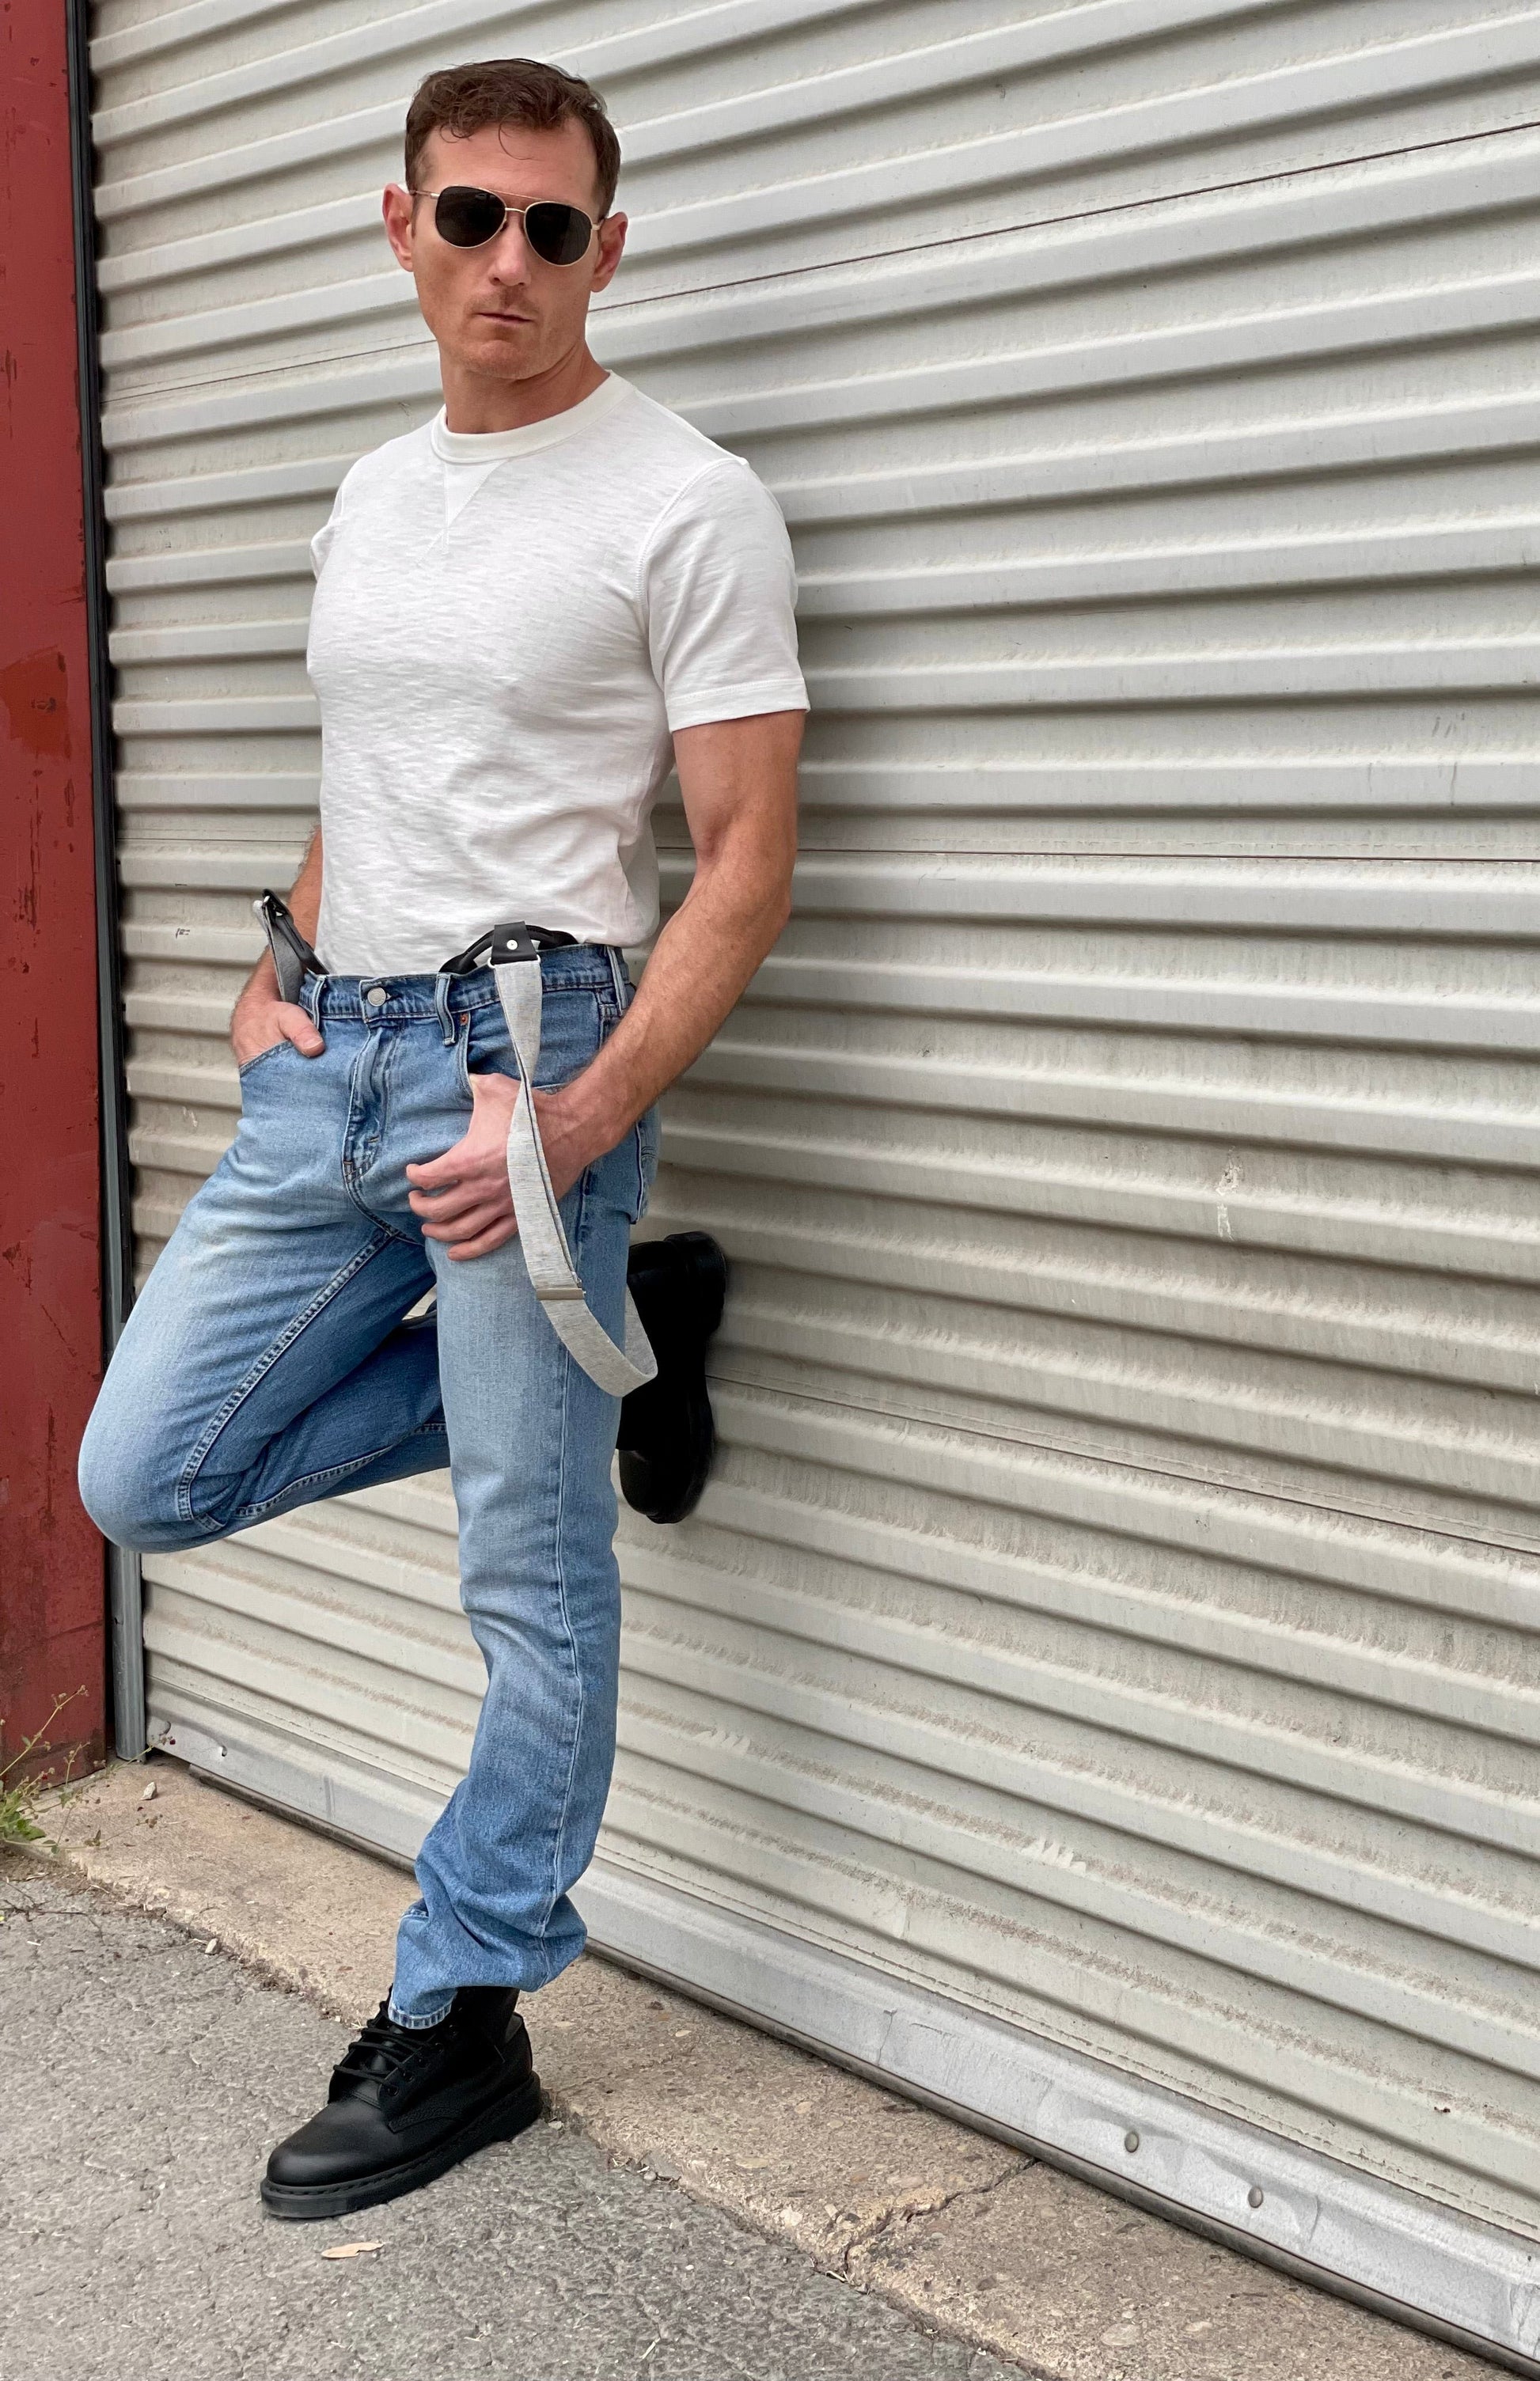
[[78, 944, 658, 2024]]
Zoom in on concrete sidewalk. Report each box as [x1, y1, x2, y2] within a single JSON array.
[[2, 1867, 1015, 2381], [6, 1758, 1496, 2381]]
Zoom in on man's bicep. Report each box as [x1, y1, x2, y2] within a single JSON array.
[[671, 711, 803, 868]]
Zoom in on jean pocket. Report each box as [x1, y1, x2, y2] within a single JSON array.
[[236, 1036, 296, 1084], [463, 987, 603, 1094]]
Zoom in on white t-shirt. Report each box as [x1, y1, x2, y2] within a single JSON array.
[[305, 370, 809, 975]]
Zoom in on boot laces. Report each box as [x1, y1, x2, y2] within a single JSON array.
[[333, 2004, 441, 2088]]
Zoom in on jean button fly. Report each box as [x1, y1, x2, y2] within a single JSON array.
[[366, 986, 388, 1007]]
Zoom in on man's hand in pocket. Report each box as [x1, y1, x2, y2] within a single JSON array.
[[406, 1075, 608, 1261], [231, 989, 325, 1067]]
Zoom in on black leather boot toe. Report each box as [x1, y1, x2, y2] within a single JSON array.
[[261, 1985, 540, 2220], [620, 1230, 728, 1524]]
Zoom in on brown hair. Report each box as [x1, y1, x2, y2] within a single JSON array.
[[404, 59, 621, 215]]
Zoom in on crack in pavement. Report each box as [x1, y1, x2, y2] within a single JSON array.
[[821, 2162, 1030, 2277]]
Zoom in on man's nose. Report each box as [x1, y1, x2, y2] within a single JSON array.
[[485, 219, 534, 280]]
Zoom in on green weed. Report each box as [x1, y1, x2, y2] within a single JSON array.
[[0, 1689, 87, 1850]]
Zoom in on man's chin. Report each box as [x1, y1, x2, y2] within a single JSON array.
[[453, 324, 541, 367]]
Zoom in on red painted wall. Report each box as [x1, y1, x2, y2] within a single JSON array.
[[0, 2, 108, 1784]]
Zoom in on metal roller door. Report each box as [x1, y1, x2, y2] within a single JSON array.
[[89, 1, 1540, 2356]]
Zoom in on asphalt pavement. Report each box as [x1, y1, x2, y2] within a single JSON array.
[[0, 1864, 1018, 2381]]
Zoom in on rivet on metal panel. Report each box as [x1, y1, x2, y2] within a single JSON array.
[[1124, 2130, 1140, 2153], [1248, 2186, 1265, 2209]]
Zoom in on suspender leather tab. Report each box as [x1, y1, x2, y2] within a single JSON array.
[[254, 889, 324, 1006], [438, 919, 578, 974]]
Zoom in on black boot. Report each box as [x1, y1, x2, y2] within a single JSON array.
[[620, 1231, 729, 1524], [261, 1986, 540, 2220]]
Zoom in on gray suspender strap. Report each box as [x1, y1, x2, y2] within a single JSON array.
[[491, 956, 658, 1397]]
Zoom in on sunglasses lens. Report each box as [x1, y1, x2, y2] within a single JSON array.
[[523, 202, 594, 265], [434, 186, 506, 247]]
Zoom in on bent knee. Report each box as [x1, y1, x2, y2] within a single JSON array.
[[77, 1407, 207, 1553]]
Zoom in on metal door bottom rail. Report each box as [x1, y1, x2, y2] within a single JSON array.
[[152, 1708, 1540, 2372]]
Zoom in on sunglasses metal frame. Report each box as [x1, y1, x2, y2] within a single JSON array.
[[409, 185, 605, 263]]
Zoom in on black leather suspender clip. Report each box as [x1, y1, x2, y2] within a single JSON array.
[[437, 920, 580, 975], [254, 889, 324, 1007]]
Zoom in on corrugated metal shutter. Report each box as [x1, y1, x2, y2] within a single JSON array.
[[90, 0, 1540, 2349]]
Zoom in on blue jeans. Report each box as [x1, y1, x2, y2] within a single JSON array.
[[78, 945, 658, 2024]]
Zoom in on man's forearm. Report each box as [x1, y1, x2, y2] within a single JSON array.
[[559, 846, 790, 1153], [552, 712, 802, 1157]]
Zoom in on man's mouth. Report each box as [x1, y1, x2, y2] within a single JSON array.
[[476, 310, 533, 324]]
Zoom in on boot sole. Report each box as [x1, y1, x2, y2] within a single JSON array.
[[260, 2069, 543, 2222]]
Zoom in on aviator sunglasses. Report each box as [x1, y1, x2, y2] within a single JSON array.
[[411, 184, 604, 264]]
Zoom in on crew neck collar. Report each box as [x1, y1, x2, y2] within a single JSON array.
[[429, 370, 631, 463]]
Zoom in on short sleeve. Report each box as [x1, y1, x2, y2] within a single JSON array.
[[639, 458, 810, 733]]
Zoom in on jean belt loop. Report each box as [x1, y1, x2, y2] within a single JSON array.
[[433, 969, 455, 1045]]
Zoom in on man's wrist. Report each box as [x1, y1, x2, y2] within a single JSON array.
[[553, 1053, 643, 1159], [236, 953, 281, 1010]]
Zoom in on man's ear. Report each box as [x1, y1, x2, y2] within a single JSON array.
[[590, 211, 628, 297], [381, 184, 415, 272]]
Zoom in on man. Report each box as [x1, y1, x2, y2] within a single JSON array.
[[77, 56, 806, 2220]]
